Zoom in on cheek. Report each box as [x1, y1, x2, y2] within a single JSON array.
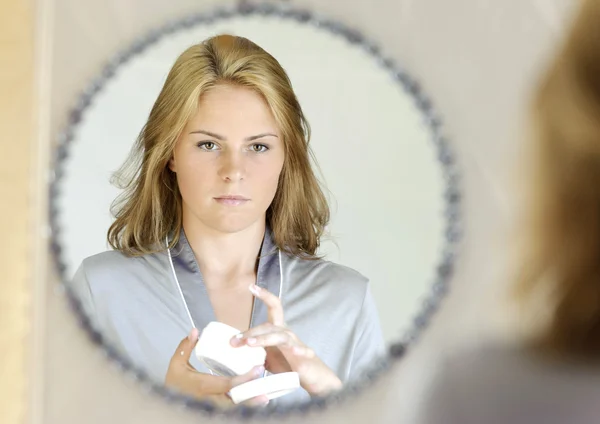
[[258, 156, 284, 187], [175, 156, 213, 195], [262, 161, 285, 203]]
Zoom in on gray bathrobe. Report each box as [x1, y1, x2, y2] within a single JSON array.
[[70, 227, 386, 407]]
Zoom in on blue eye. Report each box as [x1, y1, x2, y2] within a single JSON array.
[[251, 144, 269, 153]]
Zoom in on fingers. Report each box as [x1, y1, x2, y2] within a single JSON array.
[[186, 355, 262, 396], [187, 372, 234, 396], [240, 394, 270, 407], [247, 331, 295, 348], [166, 329, 234, 398], [249, 285, 284, 326], [171, 328, 199, 365], [230, 365, 265, 386], [245, 334, 314, 359], [230, 322, 280, 345], [166, 331, 270, 402], [230, 365, 269, 407], [290, 345, 316, 359], [230, 322, 313, 358], [230, 323, 298, 349]]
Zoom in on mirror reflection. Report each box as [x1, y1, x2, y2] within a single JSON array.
[[52, 13, 448, 409]]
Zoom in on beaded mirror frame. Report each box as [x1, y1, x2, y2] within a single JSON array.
[[48, 2, 462, 420]]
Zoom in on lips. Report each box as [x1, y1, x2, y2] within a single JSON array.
[[214, 195, 250, 206], [215, 195, 250, 201]]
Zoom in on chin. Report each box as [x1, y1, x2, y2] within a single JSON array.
[[205, 217, 263, 235]]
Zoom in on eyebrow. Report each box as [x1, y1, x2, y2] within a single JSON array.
[[189, 130, 278, 141]]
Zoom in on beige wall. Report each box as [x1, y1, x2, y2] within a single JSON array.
[[0, 0, 34, 423], [0, 0, 580, 423]]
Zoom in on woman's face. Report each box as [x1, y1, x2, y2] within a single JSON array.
[[169, 84, 285, 234]]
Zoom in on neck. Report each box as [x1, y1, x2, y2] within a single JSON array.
[[182, 215, 267, 289]]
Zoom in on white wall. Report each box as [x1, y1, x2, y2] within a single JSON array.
[[53, 15, 446, 345]]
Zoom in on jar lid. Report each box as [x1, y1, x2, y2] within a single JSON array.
[[195, 321, 266, 376], [228, 372, 300, 404]]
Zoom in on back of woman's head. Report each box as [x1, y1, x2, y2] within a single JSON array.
[[515, 0, 600, 358], [107, 34, 329, 258]]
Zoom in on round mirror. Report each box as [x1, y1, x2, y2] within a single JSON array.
[[50, 3, 460, 417]]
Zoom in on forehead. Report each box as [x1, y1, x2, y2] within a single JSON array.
[[188, 84, 279, 133]]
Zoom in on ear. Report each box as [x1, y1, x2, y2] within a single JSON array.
[[168, 156, 176, 172]]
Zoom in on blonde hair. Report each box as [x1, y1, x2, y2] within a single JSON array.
[[108, 35, 329, 258], [515, 0, 600, 358]]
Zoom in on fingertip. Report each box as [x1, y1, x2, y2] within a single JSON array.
[[230, 336, 243, 347], [242, 365, 264, 379], [254, 365, 265, 377], [188, 328, 199, 342], [249, 284, 261, 296], [248, 395, 270, 407]]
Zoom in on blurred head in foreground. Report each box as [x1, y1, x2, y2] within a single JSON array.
[[514, 0, 600, 360]]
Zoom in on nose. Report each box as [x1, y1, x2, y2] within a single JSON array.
[[217, 151, 245, 182]]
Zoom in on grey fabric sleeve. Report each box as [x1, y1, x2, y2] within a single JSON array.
[[69, 261, 100, 330], [347, 283, 387, 382]]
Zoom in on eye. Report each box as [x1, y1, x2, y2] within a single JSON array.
[[251, 144, 269, 153], [197, 141, 218, 151]]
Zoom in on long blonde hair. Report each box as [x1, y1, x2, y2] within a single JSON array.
[[108, 35, 329, 258], [515, 0, 600, 358]]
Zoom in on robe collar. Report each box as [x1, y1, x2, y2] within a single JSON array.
[[167, 226, 282, 332]]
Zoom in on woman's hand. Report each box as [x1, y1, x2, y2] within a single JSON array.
[[230, 285, 343, 397], [165, 328, 270, 407]]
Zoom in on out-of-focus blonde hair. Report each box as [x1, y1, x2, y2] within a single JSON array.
[[107, 35, 329, 258], [515, 0, 600, 358]]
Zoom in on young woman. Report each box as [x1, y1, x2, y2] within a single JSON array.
[[70, 34, 385, 408], [416, 1, 600, 422]]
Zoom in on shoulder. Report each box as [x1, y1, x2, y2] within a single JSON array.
[[81, 249, 166, 271], [282, 252, 370, 305], [445, 341, 600, 381], [75, 249, 169, 294], [436, 342, 565, 382], [80, 250, 143, 277], [426, 341, 600, 414], [284, 252, 368, 284], [432, 342, 542, 390], [81, 249, 136, 268]]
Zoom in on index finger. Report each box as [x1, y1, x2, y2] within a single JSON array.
[[188, 372, 234, 396], [170, 328, 199, 366], [249, 285, 284, 326]]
